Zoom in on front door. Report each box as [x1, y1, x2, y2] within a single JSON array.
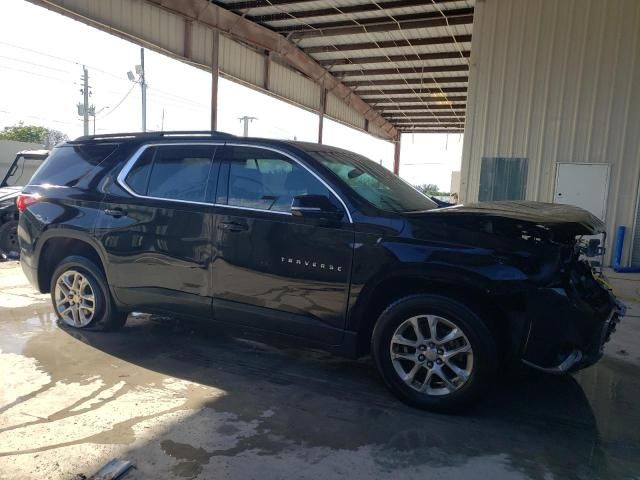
[[95, 143, 220, 317], [211, 145, 354, 345]]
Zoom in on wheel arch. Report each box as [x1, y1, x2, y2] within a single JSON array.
[[35, 231, 110, 294], [349, 271, 515, 358]]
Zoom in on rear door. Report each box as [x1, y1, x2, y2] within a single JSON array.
[[95, 143, 220, 317], [211, 145, 354, 345]]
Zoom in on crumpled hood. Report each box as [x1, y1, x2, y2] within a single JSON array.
[[418, 201, 604, 236], [0, 186, 22, 203]]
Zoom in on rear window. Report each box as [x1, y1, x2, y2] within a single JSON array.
[[29, 144, 118, 186]]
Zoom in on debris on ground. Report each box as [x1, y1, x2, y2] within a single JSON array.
[[88, 459, 134, 480]]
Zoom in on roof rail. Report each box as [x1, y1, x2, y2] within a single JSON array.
[[73, 131, 236, 142]]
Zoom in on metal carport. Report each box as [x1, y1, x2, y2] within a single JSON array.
[[25, 0, 472, 174]]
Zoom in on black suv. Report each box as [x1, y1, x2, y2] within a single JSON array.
[[18, 131, 622, 411]]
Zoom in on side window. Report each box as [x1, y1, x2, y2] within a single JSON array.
[[125, 148, 154, 195], [222, 146, 335, 213], [124, 145, 218, 203]]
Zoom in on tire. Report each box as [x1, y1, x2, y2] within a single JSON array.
[[50, 255, 127, 331], [371, 294, 498, 413], [0, 219, 19, 258]]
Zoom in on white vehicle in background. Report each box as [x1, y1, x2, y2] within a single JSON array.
[[0, 149, 49, 258]]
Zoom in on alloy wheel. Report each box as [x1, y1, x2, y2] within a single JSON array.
[[54, 270, 97, 327], [389, 314, 474, 396]]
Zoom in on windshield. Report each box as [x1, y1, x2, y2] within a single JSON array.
[[305, 148, 437, 213]]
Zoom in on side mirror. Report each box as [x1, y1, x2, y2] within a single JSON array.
[[291, 194, 343, 221]]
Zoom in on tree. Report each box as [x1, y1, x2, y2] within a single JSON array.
[[414, 183, 446, 196], [0, 122, 68, 148], [43, 128, 69, 148]]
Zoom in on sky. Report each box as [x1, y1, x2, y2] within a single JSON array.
[[0, 0, 463, 191]]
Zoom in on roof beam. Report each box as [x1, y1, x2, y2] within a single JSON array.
[[359, 87, 467, 97], [380, 104, 466, 112], [399, 129, 464, 133], [372, 96, 467, 105], [242, 0, 459, 22], [390, 118, 464, 124], [385, 112, 465, 119], [288, 14, 473, 39], [217, 0, 320, 9], [320, 50, 470, 67], [275, 8, 473, 34], [381, 104, 466, 112], [398, 126, 464, 129], [379, 103, 466, 108], [345, 76, 468, 88], [304, 34, 472, 54], [398, 122, 464, 130], [339, 65, 468, 77], [382, 109, 465, 116], [385, 111, 466, 118]]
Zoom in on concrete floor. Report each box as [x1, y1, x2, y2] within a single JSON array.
[[1, 262, 639, 480]]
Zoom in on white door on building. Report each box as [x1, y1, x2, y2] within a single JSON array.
[[554, 163, 610, 220]]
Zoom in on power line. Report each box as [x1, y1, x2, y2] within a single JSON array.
[[0, 40, 126, 82], [0, 108, 78, 127], [0, 54, 72, 74], [94, 84, 136, 120], [0, 64, 71, 83]]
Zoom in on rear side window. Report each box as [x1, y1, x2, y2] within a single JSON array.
[[123, 145, 217, 203], [29, 144, 118, 186]]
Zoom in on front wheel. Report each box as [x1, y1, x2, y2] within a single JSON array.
[[50, 256, 127, 331], [371, 294, 498, 413]]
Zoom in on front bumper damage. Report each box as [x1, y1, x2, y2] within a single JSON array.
[[518, 268, 624, 374]]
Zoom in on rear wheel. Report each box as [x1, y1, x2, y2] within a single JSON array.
[[0, 220, 19, 258], [372, 294, 497, 412], [50, 256, 127, 331]]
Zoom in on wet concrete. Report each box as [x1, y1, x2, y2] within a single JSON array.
[[1, 262, 639, 479]]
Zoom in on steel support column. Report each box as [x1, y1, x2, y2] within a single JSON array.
[[393, 134, 401, 175], [263, 51, 270, 90], [211, 30, 220, 131], [318, 88, 327, 144]]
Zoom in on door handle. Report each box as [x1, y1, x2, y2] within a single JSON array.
[[218, 221, 249, 232], [104, 208, 127, 218]]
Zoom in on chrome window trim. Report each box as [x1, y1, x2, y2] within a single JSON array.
[[116, 142, 224, 209], [116, 142, 353, 223]]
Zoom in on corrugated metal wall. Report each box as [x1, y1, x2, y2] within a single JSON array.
[[33, 0, 390, 140], [461, 0, 640, 265]]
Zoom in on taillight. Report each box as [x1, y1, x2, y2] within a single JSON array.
[[16, 193, 40, 213]]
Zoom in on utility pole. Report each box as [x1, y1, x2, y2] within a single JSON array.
[[77, 66, 94, 136], [140, 48, 147, 132], [128, 49, 147, 132], [82, 66, 89, 136], [238, 116, 257, 137]]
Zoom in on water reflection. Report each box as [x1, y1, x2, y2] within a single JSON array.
[[1, 312, 639, 479]]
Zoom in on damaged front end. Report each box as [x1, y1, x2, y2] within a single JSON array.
[[519, 253, 624, 373], [423, 201, 625, 373]]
